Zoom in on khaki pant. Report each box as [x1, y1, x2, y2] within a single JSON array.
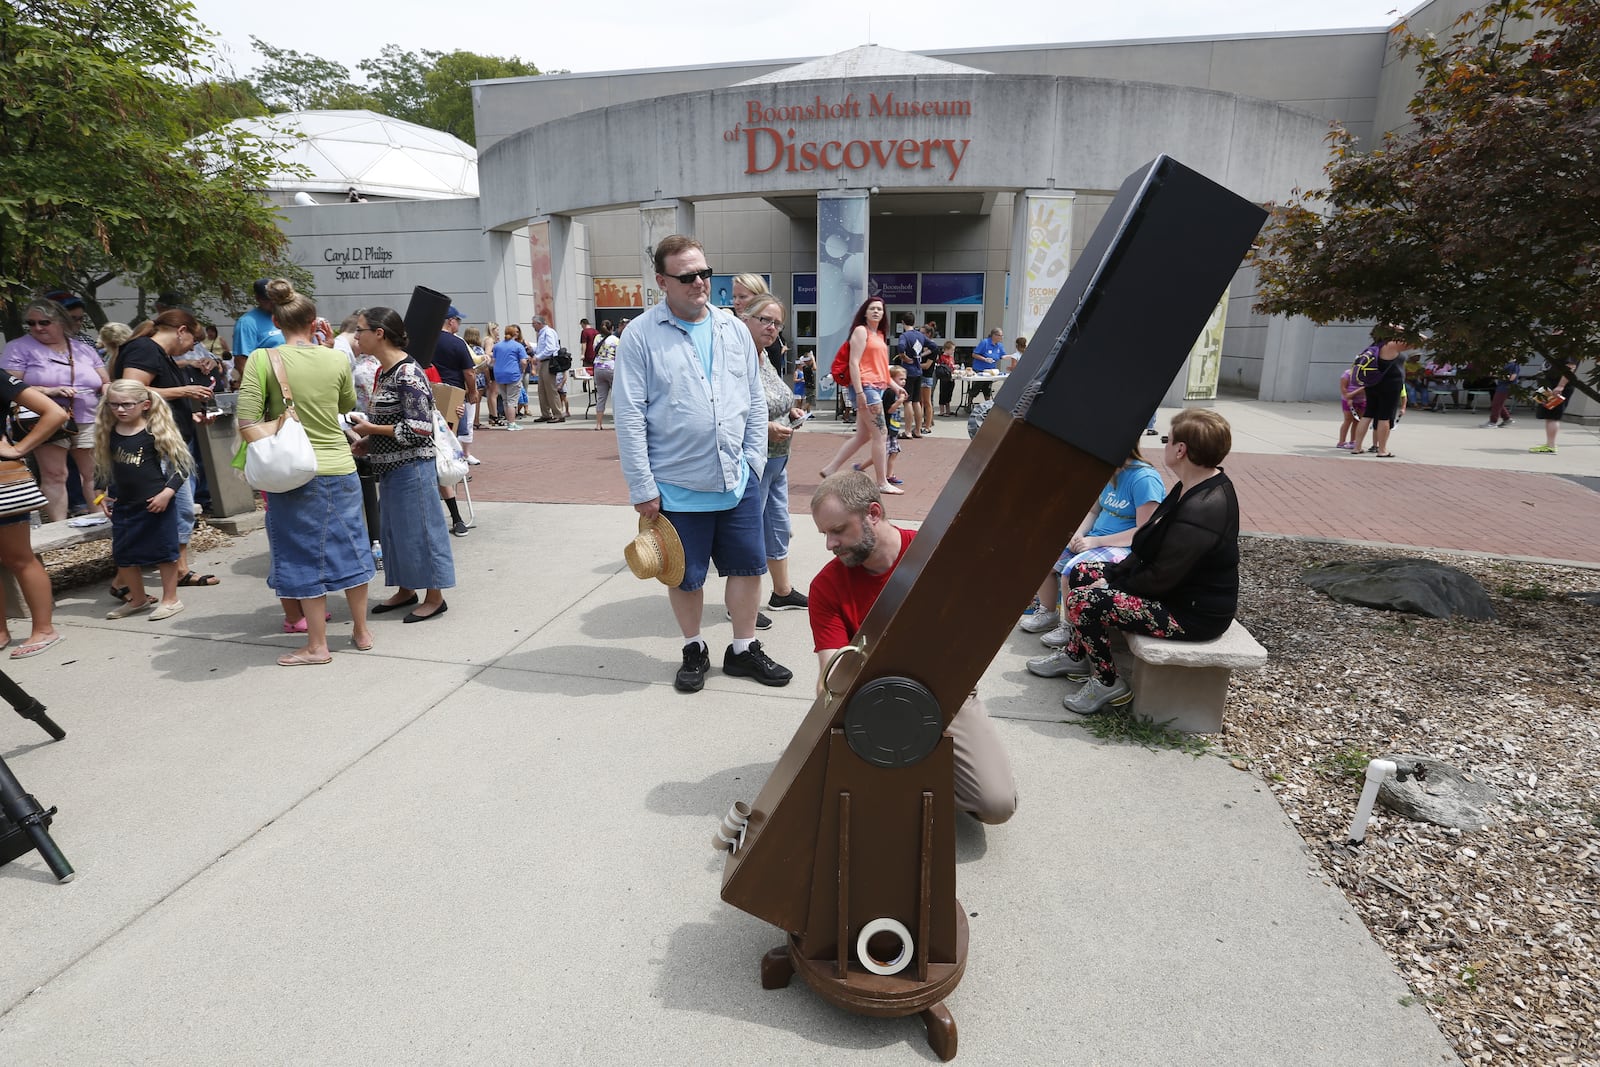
[[949, 693, 1018, 825], [536, 359, 561, 420]]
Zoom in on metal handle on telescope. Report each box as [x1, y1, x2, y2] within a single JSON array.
[[0, 759, 74, 882]]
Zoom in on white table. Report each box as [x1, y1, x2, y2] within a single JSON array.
[[955, 373, 1009, 414]]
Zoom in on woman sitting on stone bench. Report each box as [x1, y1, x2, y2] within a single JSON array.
[[1045, 408, 1241, 715]]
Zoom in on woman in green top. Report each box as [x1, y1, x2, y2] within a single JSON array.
[[237, 279, 375, 665]]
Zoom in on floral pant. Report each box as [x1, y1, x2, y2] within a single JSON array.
[[1063, 561, 1186, 685]]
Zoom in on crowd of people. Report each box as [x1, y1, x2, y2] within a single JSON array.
[[1334, 325, 1581, 456]]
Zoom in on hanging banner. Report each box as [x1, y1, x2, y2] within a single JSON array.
[[529, 221, 555, 326], [1020, 194, 1073, 342], [816, 192, 870, 371], [1184, 288, 1229, 401]]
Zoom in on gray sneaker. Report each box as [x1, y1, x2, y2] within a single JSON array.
[[1019, 609, 1060, 634], [1062, 674, 1133, 714], [1039, 624, 1074, 648], [1026, 648, 1090, 679]]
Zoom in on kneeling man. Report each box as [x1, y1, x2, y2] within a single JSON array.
[[809, 471, 1017, 824]]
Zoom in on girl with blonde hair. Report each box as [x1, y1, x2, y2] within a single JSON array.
[[94, 380, 194, 621]]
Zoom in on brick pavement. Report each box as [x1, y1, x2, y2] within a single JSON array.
[[462, 418, 1600, 565]]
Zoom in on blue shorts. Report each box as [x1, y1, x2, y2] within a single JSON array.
[[859, 383, 885, 408], [664, 485, 767, 591]]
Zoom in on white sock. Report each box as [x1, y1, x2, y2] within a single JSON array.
[[685, 636, 707, 652], [731, 637, 754, 654]]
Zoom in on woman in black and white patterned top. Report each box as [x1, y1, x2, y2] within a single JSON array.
[[348, 308, 456, 624]]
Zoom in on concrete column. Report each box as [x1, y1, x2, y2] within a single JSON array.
[[639, 199, 697, 310], [816, 189, 870, 370], [1006, 189, 1076, 347], [1258, 314, 1316, 402], [528, 214, 581, 341], [486, 227, 523, 332]]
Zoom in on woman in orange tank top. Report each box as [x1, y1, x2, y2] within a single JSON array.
[[818, 297, 902, 494]]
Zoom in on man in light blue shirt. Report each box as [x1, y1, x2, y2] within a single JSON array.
[[531, 314, 562, 422], [230, 278, 283, 383], [614, 235, 793, 694]]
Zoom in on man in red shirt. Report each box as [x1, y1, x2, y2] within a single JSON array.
[[578, 317, 599, 371], [809, 471, 1016, 824]]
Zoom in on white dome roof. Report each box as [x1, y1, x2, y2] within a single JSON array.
[[228, 109, 478, 200]]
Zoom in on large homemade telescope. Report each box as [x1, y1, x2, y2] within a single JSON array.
[[717, 156, 1267, 1059]]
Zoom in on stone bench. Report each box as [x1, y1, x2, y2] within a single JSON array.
[[1123, 620, 1268, 734], [3, 519, 113, 621]]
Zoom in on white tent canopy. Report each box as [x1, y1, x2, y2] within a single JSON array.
[[228, 109, 478, 201]]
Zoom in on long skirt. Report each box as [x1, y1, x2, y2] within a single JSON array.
[[377, 458, 456, 592], [265, 472, 375, 599]]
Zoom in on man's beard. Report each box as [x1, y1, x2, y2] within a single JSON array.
[[836, 521, 876, 568]]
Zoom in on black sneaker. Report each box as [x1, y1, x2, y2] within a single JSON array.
[[723, 640, 792, 687], [675, 641, 711, 693], [724, 608, 773, 630], [768, 589, 809, 611], [450, 520, 470, 537]]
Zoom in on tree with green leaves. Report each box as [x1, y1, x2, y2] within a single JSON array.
[[248, 39, 543, 146], [0, 0, 301, 334], [1253, 0, 1599, 401]]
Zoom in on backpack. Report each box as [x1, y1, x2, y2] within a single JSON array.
[[830, 339, 851, 388]]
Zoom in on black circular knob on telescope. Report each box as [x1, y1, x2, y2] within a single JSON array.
[[843, 676, 943, 768]]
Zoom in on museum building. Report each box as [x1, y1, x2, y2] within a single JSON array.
[[270, 0, 1491, 404]]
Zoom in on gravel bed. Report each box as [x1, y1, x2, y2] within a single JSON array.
[[40, 521, 233, 592], [1225, 538, 1599, 1066]]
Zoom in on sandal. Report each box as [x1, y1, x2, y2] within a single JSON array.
[[277, 651, 333, 667], [10, 633, 64, 659], [879, 484, 905, 495], [177, 572, 220, 587], [110, 584, 130, 603]]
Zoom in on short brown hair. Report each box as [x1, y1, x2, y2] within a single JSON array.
[[1169, 408, 1232, 468], [653, 234, 704, 274], [811, 470, 883, 520]]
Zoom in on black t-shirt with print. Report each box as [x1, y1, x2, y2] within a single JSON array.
[[116, 336, 194, 439]]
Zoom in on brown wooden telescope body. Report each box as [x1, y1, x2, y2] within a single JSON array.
[[720, 156, 1267, 1059]]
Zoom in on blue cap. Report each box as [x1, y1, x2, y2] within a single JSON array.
[[445, 306, 463, 320]]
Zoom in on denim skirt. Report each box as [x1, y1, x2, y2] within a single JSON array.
[[376, 458, 456, 592], [112, 499, 179, 568], [265, 472, 376, 599]]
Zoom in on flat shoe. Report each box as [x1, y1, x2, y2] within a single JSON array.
[[277, 652, 333, 666], [10, 633, 64, 660], [371, 594, 420, 615], [149, 600, 185, 621], [879, 484, 905, 495], [403, 600, 448, 624], [107, 597, 157, 620]]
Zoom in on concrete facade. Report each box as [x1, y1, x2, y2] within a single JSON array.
[[256, 5, 1531, 406]]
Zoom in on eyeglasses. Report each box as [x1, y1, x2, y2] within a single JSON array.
[[24, 320, 54, 328], [664, 267, 714, 284], [108, 401, 143, 409], [754, 316, 783, 329], [354, 326, 379, 334]]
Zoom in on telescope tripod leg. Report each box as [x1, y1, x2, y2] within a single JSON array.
[[760, 945, 794, 989], [921, 1001, 957, 1061]]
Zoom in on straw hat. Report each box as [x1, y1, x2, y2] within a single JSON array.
[[624, 514, 686, 586]]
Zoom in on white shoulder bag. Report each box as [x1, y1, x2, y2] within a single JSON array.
[[240, 349, 319, 493], [433, 409, 468, 487]]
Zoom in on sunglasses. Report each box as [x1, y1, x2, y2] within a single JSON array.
[[664, 267, 714, 284], [25, 319, 54, 328]]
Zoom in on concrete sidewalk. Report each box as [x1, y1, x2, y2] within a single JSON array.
[[1, 500, 1457, 1064]]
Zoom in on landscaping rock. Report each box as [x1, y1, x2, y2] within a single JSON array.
[[1376, 754, 1493, 831], [1299, 559, 1497, 620]]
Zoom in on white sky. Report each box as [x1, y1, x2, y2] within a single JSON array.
[[191, 0, 1415, 81]]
